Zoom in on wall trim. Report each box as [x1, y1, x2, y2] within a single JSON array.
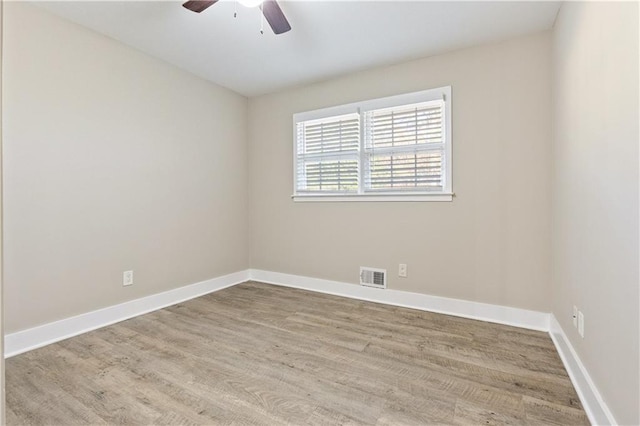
[[548, 314, 616, 426], [5, 268, 613, 425], [249, 269, 550, 332], [4, 270, 250, 358], [5, 269, 550, 358]]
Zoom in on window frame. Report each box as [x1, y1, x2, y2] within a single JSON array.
[[292, 86, 452, 202]]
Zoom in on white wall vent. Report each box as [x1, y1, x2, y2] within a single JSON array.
[[360, 267, 387, 289]]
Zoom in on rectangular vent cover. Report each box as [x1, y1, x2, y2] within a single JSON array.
[[360, 267, 387, 289]]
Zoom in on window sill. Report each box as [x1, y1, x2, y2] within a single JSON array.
[[292, 193, 454, 202]]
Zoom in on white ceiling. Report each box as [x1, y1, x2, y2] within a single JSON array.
[[35, 1, 561, 97]]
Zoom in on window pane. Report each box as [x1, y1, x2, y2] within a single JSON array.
[[298, 113, 360, 155], [366, 151, 443, 191], [365, 101, 443, 149], [297, 159, 359, 193]]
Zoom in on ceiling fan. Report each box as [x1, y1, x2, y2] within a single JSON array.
[[182, 0, 292, 35]]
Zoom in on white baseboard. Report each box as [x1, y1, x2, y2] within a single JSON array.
[[248, 269, 550, 332], [3, 269, 550, 358], [6, 268, 613, 426], [549, 314, 616, 426], [251, 269, 621, 423], [4, 270, 250, 358]]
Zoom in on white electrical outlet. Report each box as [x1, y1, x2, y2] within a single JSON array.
[[578, 311, 584, 337], [398, 263, 407, 278], [573, 305, 578, 327], [123, 270, 134, 287]]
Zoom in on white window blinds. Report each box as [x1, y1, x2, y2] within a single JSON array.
[[295, 113, 360, 193], [293, 86, 452, 201], [364, 100, 445, 192]]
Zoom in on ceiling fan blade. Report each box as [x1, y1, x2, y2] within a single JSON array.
[[182, 0, 218, 13], [261, 0, 291, 34]]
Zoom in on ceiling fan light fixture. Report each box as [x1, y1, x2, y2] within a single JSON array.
[[182, 0, 290, 34], [238, 0, 264, 8]]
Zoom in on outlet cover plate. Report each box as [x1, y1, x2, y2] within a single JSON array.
[[123, 270, 134, 287], [578, 311, 584, 337], [398, 263, 407, 278]]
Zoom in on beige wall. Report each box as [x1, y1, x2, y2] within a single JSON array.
[[249, 33, 552, 312], [551, 2, 639, 424], [0, 0, 5, 420], [2, 3, 249, 333], [3, 2, 638, 422]]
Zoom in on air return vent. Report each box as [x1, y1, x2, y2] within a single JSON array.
[[360, 267, 387, 289]]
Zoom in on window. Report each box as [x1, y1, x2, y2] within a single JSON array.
[[293, 86, 452, 202]]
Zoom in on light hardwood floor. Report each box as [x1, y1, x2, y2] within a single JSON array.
[[6, 281, 589, 425]]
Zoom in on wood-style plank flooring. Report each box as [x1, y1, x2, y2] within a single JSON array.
[[6, 281, 589, 425]]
